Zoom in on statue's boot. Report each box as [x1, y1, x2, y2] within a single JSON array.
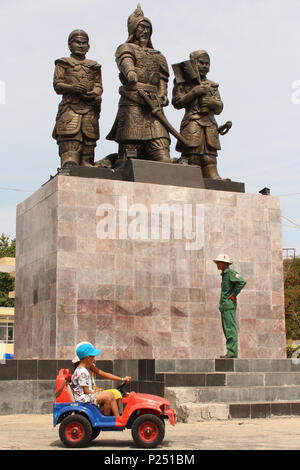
[[146, 139, 171, 163], [202, 164, 231, 181], [202, 163, 222, 179], [150, 150, 171, 163], [81, 155, 95, 167], [61, 151, 80, 168]]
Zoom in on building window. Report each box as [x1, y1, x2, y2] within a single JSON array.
[[0, 316, 14, 343]]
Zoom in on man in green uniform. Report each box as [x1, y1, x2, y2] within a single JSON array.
[[214, 254, 246, 358]]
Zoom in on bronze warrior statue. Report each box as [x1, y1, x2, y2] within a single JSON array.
[[106, 4, 171, 163], [52, 30, 103, 168], [172, 50, 230, 180]]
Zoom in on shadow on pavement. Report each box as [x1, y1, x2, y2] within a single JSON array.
[[50, 438, 172, 450]]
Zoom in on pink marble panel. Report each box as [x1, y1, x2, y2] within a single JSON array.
[[14, 175, 286, 359], [239, 319, 257, 354]]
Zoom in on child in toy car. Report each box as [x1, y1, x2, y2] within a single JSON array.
[[71, 343, 129, 416], [72, 341, 130, 413]]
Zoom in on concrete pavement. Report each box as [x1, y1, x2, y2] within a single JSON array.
[[0, 414, 300, 450]]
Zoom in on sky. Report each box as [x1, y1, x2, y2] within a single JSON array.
[[0, 0, 299, 254]]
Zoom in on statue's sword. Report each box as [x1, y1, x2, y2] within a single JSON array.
[[137, 89, 189, 147]]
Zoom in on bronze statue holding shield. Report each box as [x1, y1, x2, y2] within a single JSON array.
[[172, 50, 231, 179]]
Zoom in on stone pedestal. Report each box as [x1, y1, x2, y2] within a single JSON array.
[[14, 174, 286, 360], [56, 159, 245, 193]]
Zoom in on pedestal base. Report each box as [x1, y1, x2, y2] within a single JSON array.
[[14, 174, 285, 360], [55, 159, 245, 192]]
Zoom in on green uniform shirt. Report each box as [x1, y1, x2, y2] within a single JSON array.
[[219, 267, 246, 311]]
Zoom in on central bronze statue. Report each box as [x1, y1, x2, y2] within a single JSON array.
[[106, 4, 171, 163]]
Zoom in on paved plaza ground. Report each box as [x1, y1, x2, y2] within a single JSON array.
[[0, 414, 299, 451]]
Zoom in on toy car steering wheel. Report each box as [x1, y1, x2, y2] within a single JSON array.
[[117, 381, 128, 397]]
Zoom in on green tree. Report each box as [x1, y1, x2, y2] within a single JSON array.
[[0, 233, 16, 258], [0, 233, 16, 308], [285, 256, 300, 340]]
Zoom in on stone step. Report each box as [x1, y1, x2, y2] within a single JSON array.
[[175, 402, 230, 422], [165, 386, 300, 423], [227, 372, 300, 387], [171, 401, 300, 423], [164, 371, 300, 388], [156, 358, 300, 374], [169, 385, 300, 403], [165, 387, 300, 422]]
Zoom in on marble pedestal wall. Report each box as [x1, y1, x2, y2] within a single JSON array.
[[14, 175, 286, 360]]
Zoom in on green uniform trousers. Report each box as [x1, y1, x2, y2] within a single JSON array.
[[219, 267, 246, 357], [220, 307, 238, 357]]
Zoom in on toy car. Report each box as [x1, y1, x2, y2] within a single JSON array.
[[53, 368, 176, 448]]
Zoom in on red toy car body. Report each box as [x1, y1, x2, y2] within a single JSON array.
[[54, 368, 176, 448]]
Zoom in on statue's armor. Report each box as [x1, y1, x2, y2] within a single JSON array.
[[107, 43, 170, 143], [172, 78, 223, 155], [52, 57, 102, 142], [129, 45, 164, 85]]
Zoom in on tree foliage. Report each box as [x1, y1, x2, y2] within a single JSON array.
[[0, 233, 16, 258], [0, 233, 16, 307], [285, 256, 300, 340]]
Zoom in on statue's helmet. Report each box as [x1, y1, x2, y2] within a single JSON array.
[[189, 50, 210, 74], [68, 29, 89, 45], [189, 50, 210, 65], [127, 3, 153, 48]]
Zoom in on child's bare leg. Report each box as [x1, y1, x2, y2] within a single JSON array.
[[96, 391, 120, 417], [96, 392, 112, 415], [110, 397, 120, 417]]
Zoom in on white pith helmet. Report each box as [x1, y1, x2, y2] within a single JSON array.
[[213, 254, 232, 265]]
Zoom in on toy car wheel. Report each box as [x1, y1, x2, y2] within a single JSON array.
[[90, 428, 101, 441], [131, 414, 165, 448], [59, 414, 92, 448]]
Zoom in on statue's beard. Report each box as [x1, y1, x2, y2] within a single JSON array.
[[139, 36, 149, 47]]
